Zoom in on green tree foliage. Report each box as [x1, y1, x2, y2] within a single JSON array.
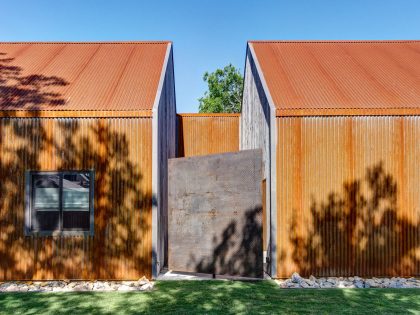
[[198, 64, 243, 113]]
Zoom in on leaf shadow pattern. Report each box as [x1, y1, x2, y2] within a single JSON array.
[[188, 206, 263, 278], [55, 120, 152, 279], [0, 52, 69, 279], [0, 52, 152, 280], [0, 52, 68, 109], [289, 162, 420, 277]]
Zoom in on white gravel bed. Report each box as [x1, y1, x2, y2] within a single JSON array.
[[0, 277, 154, 292], [276, 272, 420, 288]]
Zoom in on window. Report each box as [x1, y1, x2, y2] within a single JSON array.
[[25, 171, 94, 236]]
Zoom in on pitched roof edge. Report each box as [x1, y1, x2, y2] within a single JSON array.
[[247, 42, 277, 112], [152, 42, 172, 113], [248, 40, 420, 44], [0, 41, 172, 45]]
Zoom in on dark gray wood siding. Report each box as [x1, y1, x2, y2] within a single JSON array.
[[240, 45, 276, 276], [152, 45, 177, 278]]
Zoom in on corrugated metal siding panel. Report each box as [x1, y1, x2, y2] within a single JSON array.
[[0, 42, 168, 111], [251, 41, 420, 112], [277, 116, 420, 278], [0, 117, 152, 280], [177, 115, 239, 157]]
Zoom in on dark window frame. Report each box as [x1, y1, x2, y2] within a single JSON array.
[[25, 170, 95, 236]]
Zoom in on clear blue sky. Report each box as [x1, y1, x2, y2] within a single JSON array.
[[1, 0, 419, 112]]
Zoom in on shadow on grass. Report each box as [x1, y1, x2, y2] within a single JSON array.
[[0, 281, 419, 315]]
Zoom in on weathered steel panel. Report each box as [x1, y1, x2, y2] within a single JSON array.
[[168, 150, 263, 278], [276, 116, 420, 278], [0, 42, 169, 111], [251, 41, 420, 115], [0, 117, 153, 280], [177, 114, 239, 158]]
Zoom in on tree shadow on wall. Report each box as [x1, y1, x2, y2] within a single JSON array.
[[290, 162, 420, 277], [188, 206, 263, 278], [0, 52, 151, 280], [0, 52, 69, 279], [55, 120, 152, 279]]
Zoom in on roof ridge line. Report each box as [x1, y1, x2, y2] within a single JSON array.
[[249, 40, 420, 44], [0, 41, 172, 45]]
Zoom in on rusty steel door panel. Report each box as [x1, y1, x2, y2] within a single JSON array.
[[168, 149, 263, 278]]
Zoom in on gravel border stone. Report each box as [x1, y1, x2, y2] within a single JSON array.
[[276, 272, 420, 289], [0, 277, 154, 292]]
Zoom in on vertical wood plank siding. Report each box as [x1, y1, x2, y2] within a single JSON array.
[[0, 117, 152, 280], [240, 48, 275, 275], [177, 114, 239, 157], [276, 116, 420, 278], [154, 49, 177, 274]]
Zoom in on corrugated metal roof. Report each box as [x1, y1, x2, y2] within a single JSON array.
[[0, 42, 170, 111], [250, 41, 420, 114]]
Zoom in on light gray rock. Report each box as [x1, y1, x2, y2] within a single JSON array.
[[291, 272, 302, 283], [389, 281, 402, 288], [365, 279, 380, 288], [326, 279, 337, 285], [67, 282, 78, 288], [5, 284, 18, 292], [140, 283, 153, 291], [121, 281, 135, 287], [117, 285, 138, 291]]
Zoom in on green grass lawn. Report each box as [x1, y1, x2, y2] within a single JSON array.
[[0, 280, 419, 315]]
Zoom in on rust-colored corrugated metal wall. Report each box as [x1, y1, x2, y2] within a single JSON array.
[[276, 116, 420, 278], [177, 114, 239, 157], [0, 117, 152, 280]]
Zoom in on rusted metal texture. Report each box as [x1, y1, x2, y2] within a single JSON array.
[[168, 150, 263, 278], [0, 117, 153, 280], [251, 41, 420, 116], [177, 114, 239, 157], [0, 42, 169, 112], [276, 116, 420, 278]]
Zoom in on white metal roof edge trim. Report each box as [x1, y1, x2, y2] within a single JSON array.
[[152, 42, 172, 113]]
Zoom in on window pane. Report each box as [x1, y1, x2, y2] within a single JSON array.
[[34, 211, 60, 231], [32, 174, 60, 231], [63, 173, 90, 211], [62, 173, 91, 231], [33, 175, 60, 210], [63, 211, 90, 230]]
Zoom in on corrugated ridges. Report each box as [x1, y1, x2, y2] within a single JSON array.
[[276, 116, 420, 277], [250, 40, 420, 112], [177, 115, 239, 157], [0, 42, 170, 111]]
